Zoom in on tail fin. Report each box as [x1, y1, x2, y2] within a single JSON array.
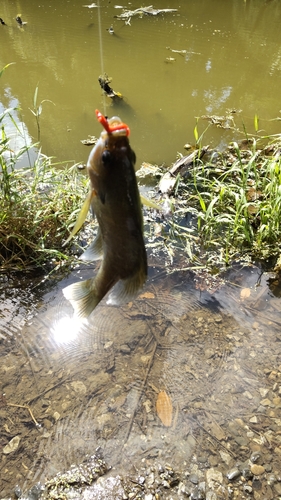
[[62, 279, 100, 318]]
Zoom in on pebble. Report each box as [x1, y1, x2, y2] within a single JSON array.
[[260, 398, 272, 406], [206, 468, 223, 485], [241, 467, 253, 480], [190, 486, 204, 499], [249, 415, 258, 423], [206, 493, 217, 500], [274, 483, 281, 495], [226, 467, 241, 480], [14, 485, 22, 498], [250, 464, 265, 475], [243, 484, 252, 494], [120, 344, 131, 354], [250, 451, 262, 463], [189, 473, 199, 484], [259, 388, 269, 397]]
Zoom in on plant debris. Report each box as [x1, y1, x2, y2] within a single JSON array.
[[114, 5, 178, 23]]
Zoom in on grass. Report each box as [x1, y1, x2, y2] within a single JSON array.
[[1, 61, 281, 276], [0, 104, 89, 273], [163, 129, 281, 272]]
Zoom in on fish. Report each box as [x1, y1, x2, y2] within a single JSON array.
[[62, 110, 147, 318]]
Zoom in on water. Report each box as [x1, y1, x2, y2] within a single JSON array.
[[1, 259, 281, 497], [1, 0, 281, 497], [0, 0, 281, 168]]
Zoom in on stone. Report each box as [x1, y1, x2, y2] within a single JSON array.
[[251, 464, 265, 475], [260, 398, 272, 406], [206, 468, 223, 485]]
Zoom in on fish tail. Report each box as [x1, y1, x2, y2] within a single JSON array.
[[107, 264, 147, 306], [62, 278, 101, 318]]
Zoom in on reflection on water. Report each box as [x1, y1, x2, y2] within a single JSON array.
[[1, 263, 281, 497], [0, 0, 281, 167]]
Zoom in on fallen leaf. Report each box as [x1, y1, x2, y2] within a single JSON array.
[[139, 292, 155, 299], [240, 288, 251, 300], [3, 435, 21, 454], [156, 390, 173, 427]]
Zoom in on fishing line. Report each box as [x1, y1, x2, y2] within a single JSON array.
[[97, 0, 107, 116]]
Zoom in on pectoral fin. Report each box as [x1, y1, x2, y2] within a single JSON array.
[[63, 189, 96, 246], [80, 227, 103, 261], [140, 194, 161, 211]]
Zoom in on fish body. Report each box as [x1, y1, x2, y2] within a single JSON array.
[[63, 110, 147, 317]]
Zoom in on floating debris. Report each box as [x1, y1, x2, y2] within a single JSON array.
[[201, 112, 237, 129], [0, 17, 6, 25], [165, 57, 176, 63], [83, 3, 98, 7], [81, 135, 98, 146], [107, 25, 114, 35], [15, 14, 27, 26], [98, 73, 123, 99], [115, 5, 178, 22], [167, 46, 201, 57]]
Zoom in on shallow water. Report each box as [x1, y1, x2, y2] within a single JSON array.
[[1, 0, 281, 168], [1, 259, 281, 498]]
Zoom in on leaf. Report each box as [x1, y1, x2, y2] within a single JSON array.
[[240, 287, 251, 299], [156, 390, 173, 427], [33, 86, 39, 109], [139, 291, 155, 299], [254, 113, 259, 133], [194, 123, 199, 142], [0, 62, 16, 79]]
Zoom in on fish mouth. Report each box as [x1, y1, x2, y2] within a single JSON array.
[[96, 109, 130, 137]]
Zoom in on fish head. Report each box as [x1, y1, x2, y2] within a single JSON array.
[[87, 110, 136, 182]]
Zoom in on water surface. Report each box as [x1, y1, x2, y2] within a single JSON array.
[[1, 0, 281, 167]]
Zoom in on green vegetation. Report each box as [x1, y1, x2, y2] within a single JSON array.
[[163, 128, 281, 272], [0, 67, 88, 272], [1, 63, 281, 276]]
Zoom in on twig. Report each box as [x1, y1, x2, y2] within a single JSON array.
[[7, 403, 40, 427], [124, 340, 158, 444]]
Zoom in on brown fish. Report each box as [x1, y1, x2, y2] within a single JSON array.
[[63, 110, 147, 317]]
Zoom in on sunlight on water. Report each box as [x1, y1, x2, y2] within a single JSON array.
[[51, 315, 86, 345]]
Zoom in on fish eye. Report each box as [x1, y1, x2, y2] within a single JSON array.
[[101, 149, 111, 166]]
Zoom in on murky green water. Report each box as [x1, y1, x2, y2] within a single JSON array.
[[1, 0, 281, 168]]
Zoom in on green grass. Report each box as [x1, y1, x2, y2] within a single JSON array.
[[164, 132, 281, 271], [0, 108, 89, 272], [2, 63, 281, 276]]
